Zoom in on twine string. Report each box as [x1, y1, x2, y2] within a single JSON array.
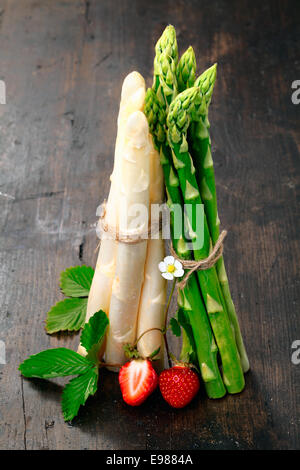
[[96, 200, 162, 249], [171, 230, 228, 289], [96, 202, 227, 291]]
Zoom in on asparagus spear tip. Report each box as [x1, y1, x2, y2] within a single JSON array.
[[195, 63, 217, 108], [155, 25, 178, 64], [177, 46, 197, 92]]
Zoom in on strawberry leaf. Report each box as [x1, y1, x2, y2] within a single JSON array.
[[170, 317, 181, 337], [177, 308, 197, 365], [19, 348, 94, 379], [45, 298, 87, 333], [62, 367, 99, 421], [60, 266, 94, 298], [80, 310, 108, 361]]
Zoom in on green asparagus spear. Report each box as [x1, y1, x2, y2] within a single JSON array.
[[144, 88, 226, 398], [167, 87, 245, 393], [193, 65, 219, 242], [177, 46, 197, 93], [153, 25, 178, 109], [191, 65, 249, 372], [176, 46, 199, 366]]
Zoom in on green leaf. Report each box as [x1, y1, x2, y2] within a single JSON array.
[[177, 308, 197, 365], [62, 367, 99, 421], [180, 330, 195, 364], [170, 317, 181, 337], [178, 308, 194, 342], [45, 298, 87, 334], [19, 348, 94, 379], [60, 266, 94, 298], [80, 310, 109, 359]]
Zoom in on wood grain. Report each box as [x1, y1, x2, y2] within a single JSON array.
[[0, 0, 299, 450]]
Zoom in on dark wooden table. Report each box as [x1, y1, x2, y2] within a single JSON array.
[[0, 0, 299, 450]]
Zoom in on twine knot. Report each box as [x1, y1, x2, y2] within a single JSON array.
[[171, 230, 227, 289]]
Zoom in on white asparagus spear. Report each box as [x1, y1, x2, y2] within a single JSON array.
[[148, 136, 165, 205], [136, 239, 166, 358], [136, 137, 167, 362], [105, 111, 150, 367], [107, 71, 146, 232], [78, 72, 145, 356]]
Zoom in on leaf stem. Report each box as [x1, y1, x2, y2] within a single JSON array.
[[99, 361, 123, 369], [133, 327, 164, 348], [163, 278, 177, 368]]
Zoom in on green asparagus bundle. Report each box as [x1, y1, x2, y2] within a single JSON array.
[[191, 65, 249, 372], [167, 87, 244, 393], [145, 92, 226, 398], [146, 25, 249, 397], [177, 47, 249, 373]]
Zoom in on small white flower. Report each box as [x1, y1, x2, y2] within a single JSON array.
[[158, 255, 184, 281]]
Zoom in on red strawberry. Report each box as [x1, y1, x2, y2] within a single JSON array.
[[119, 359, 158, 406], [159, 365, 200, 408]]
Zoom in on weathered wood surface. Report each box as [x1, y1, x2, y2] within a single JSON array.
[[0, 0, 299, 450]]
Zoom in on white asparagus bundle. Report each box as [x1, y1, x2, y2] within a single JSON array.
[[79, 71, 167, 367], [78, 72, 145, 356], [136, 137, 167, 362], [105, 110, 151, 366]]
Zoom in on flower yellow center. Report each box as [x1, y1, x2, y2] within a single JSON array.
[[167, 264, 175, 273]]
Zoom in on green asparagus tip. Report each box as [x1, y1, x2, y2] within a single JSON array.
[[155, 25, 178, 64], [195, 63, 217, 106], [167, 86, 205, 139], [144, 87, 167, 145], [144, 88, 158, 126], [145, 87, 154, 103], [183, 45, 195, 56], [160, 24, 176, 43], [177, 46, 197, 92], [207, 63, 217, 77]]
